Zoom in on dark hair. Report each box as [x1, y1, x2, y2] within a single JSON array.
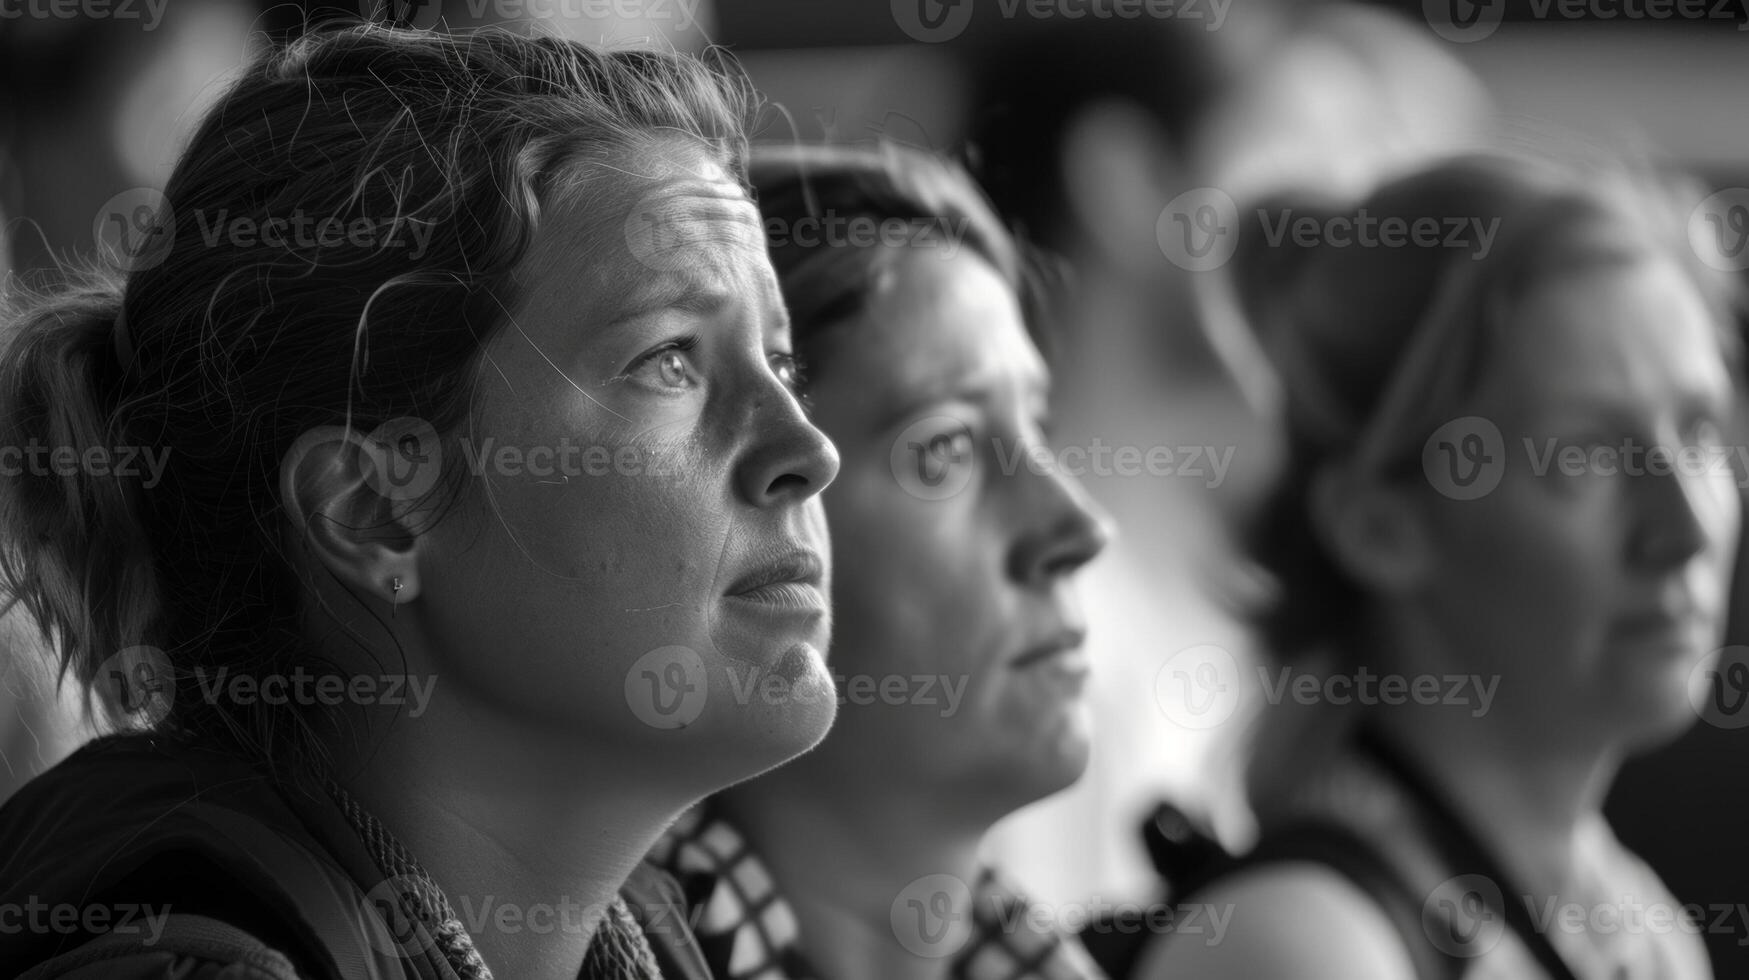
[[1241, 152, 1745, 665], [0, 24, 753, 768], [750, 141, 1044, 373]]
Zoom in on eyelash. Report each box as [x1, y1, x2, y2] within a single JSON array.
[[621, 340, 815, 411], [772, 351, 814, 411], [621, 335, 701, 389]]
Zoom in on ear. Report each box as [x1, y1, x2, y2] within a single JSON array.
[[279, 420, 438, 612], [1059, 97, 1181, 276], [1308, 466, 1434, 595]]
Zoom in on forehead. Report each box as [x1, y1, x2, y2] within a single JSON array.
[[1487, 258, 1729, 417], [813, 249, 1043, 418], [514, 146, 780, 329]]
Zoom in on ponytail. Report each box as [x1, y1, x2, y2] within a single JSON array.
[[0, 266, 163, 730]]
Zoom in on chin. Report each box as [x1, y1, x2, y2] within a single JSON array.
[[704, 646, 840, 775], [997, 704, 1095, 806], [1606, 664, 1707, 754], [623, 636, 838, 789]]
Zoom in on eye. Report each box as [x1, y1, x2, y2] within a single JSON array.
[[927, 427, 975, 463], [771, 351, 815, 412], [625, 338, 699, 391], [770, 351, 804, 393], [1033, 414, 1055, 443], [1685, 415, 1724, 448]]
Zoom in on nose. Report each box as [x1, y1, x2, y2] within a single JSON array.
[[734, 377, 840, 509], [1629, 445, 1724, 572], [1006, 457, 1114, 588]]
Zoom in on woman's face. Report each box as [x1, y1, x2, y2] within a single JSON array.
[[408, 148, 841, 785], [1413, 255, 1739, 749], [802, 248, 1110, 814]]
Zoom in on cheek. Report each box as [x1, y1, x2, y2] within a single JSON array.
[[1694, 473, 1743, 567], [418, 422, 739, 711], [481, 418, 726, 594], [1430, 482, 1615, 638], [824, 464, 995, 680]]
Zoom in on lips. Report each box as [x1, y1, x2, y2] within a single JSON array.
[[725, 550, 826, 610], [1611, 601, 1708, 649], [1012, 629, 1088, 668]]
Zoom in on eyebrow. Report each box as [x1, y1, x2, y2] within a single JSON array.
[[608, 273, 733, 327], [875, 363, 1052, 433], [1534, 386, 1733, 429], [764, 299, 794, 345]]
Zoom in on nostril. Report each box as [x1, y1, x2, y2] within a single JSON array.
[[1041, 552, 1082, 580], [765, 472, 810, 499]]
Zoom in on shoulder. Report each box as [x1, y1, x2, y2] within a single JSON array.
[[1133, 861, 1420, 980], [0, 736, 407, 979], [1588, 820, 1714, 980]]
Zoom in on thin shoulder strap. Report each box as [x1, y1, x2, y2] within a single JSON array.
[[1354, 728, 1582, 980]]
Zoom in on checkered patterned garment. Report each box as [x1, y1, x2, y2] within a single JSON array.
[[647, 803, 1107, 980]]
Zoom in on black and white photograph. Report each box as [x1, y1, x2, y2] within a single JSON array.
[[0, 0, 1746, 977]]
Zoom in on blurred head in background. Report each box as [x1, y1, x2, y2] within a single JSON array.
[[1240, 152, 1744, 807], [728, 141, 1111, 824]]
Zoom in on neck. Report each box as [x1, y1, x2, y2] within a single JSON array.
[[717, 772, 986, 980], [1369, 705, 1619, 895], [329, 702, 688, 980]]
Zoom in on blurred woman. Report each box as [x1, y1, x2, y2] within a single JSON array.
[[1137, 153, 1741, 980], [0, 24, 838, 980], [646, 142, 1112, 979]]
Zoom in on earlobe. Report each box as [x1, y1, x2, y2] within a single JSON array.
[[1310, 465, 1433, 594], [279, 425, 426, 607]]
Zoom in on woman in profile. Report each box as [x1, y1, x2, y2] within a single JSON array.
[[647, 142, 1112, 979], [1135, 154, 1740, 980], [0, 24, 840, 980]]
